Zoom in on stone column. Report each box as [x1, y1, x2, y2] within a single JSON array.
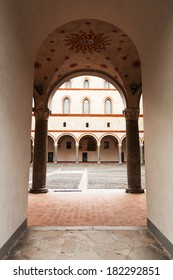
[[123, 108, 144, 193], [54, 143, 58, 163], [118, 143, 122, 164], [31, 141, 34, 162], [29, 107, 50, 193], [140, 143, 144, 165], [75, 143, 79, 163], [97, 143, 101, 163]]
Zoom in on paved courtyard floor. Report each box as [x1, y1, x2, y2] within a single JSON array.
[[3, 163, 171, 260]]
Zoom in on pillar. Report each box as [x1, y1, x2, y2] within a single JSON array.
[[118, 143, 122, 164], [123, 108, 144, 193], [31, 141, 34, 162], [54, 143, 58, 163], [140, 143, 144, 165], [97, 143, 101, 163], [29, 107, 50, 193], [75, 143, 79, 163]]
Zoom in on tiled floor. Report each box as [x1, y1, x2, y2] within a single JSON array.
[[28, 163, 146, 227], [28, 190, 146, 227]]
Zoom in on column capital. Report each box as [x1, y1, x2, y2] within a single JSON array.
[[54, 143, 58, 147], [75, 143, 79, 148], [118, 143, 122, 148], [34, 107, 50, 120], [123, 108, 139, 120]]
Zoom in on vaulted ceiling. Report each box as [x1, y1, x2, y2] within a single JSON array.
[[34, 19, 141, 105]]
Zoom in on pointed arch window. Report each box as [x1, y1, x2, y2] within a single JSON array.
[[105, 98, 112, 114], [84, 79, 89, 89], [63, 98, 70, 114], [83, 99, 90, 114]]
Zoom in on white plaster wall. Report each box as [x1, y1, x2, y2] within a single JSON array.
[[52, 82, 124, 114], [0, 2, 33, 249], [142, 11, 173, 243]]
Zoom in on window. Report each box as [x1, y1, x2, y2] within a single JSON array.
[[105, 80, 110, 88], [104, 141, 109, 149], [63, 98, 70, 114], [66, 80, 71, 88], [66, 142, 71, 149], [83, 99, 90, 114], [84, 79, 89, 89], [105, 98, 112, 114], [107, 122, 110, 127], [86, 122, 89, 127], [63, 122, 66, 127]]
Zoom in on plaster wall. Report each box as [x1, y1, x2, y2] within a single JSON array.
[[142, 12, 173, 243], [0, 2, 33, 249]]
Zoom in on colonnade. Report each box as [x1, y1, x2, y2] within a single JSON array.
[[29, 107, 144, 194]]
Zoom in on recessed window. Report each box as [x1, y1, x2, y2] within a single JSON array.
[[66, 80, 71, 88], [107, 122, 110, 127], [63, 98, 70, 114], [86, 122, 89, 127], [63, 122, 66, 127], [105, 98, 112, 114], [104, 141, 109, 149], [83, 99, 90, 114], [66, 142, 71, 149], [84, 79, 89, 89], [105, 80, 110, 88]]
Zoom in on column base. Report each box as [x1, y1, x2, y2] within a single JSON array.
[[125, 187, 145, 194], [29, 187, 48, 194]]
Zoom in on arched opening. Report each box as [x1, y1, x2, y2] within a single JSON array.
[[121, 136, 127, 163], [100, 135, 119, 162], [79, 135, 97, 162], [30, 18, 145, 229], [57, 135, 76, 162], [47, 135, 54, 162]]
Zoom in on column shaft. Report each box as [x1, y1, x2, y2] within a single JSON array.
[[29, 108, 49, 193], [54, 144, 58, 163], [75, 144, 79, 163], [118, 143, 122, 164], [97, 144, 101, 163], [140, 143, 144, 165], [124, 108, 144, 193]]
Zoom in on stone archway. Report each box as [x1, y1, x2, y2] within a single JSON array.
[[31, 18, 143, 194]]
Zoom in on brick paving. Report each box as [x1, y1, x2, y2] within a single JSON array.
[[28, 163, 146, 227]]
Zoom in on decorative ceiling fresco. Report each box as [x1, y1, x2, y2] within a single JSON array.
[[34, 19, 141, 104]]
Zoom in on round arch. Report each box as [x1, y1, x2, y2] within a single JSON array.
[[57, 133, 76, 162], [78, 134, 98, 162], [100, 134, 119, 162], [33, 18, 142, 111], [47, 70, 127, 110]]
